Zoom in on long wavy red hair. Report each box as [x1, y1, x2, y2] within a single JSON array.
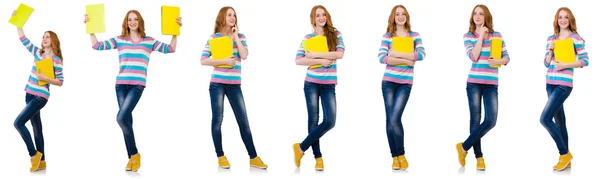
[[553, 7, 578, 36], [121, 10, 146, 38], [310, 5, 338, 52], [386, 5, 411, 36], [40, 31, 63, 61], [214, 6, 238, 34], [468, 4, 494, 34]]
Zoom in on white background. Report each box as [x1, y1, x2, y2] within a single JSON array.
[[0, 0, 597, 178]]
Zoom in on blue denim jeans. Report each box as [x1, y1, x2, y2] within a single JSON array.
[[115, 84, 145, 158], [209, 82, 258, 159], [14, 93, 48, 160], [382, 81, 412, 157], [300, 81, 336, 158], [540, 84, 572, 155], [462, 82, 498, 158]]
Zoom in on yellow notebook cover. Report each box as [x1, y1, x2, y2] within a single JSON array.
[[209, 36, 234, 68], [8, 4, 34, 28], [35, 58, 54, 86], [554, 38, 576, 63], [303, 35, 329, 68], [391, 37, 414, 66], [86, 4, 105, 34], [490, 38, 503, 68], [161, 6, 180, 35]]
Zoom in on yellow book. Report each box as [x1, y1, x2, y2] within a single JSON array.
[[490, 38, 503, 68], [8, 3, 34, 28], [35, 58, 54, 86], [391, 37, 414, 66], [554, 38, 576, 63], [86, 4, 105, 34], [161, 6, 180, 36], [209, 36, 234, 68], [303, 35, 329, 68]]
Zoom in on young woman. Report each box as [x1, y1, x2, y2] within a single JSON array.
[[11, 10, 64, 172], [293, 5, 345, 171], [200, 6, 268, 170], [377, 5, 425, 170], [540, 7, 588, 171], [455, 4, 510, 170], [83, 10, 181, 172]]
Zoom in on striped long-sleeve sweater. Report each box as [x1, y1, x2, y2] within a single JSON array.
[[463, 31, 511, 86], [92, 36, 174, 86], [377, 32, 426, 84], [295, 31, 345, 85], [200, 33, 247, 85], [543, 33, 589, 87], [19, 36, 64, 100]]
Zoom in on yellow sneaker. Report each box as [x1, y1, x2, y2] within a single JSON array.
[[315, 157, 324, 171], [125, 161, 132, 171], [397, 155, 409, 170], [476, 157, 486, 170], [553, 152, 572, 171], [218, 156, 230, 169], [293, 143, 304, 167], [35, 160, 46, 171], [250, 156, 268, 169], [30, 151, 43, 172], [567, 162, 571, 168], [456, 143, 467, 167], [38, 161, 46, 170], [129, 153, 141, 172], [392, 156, 401, 170]]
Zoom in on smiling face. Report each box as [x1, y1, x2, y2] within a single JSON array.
[[128, 12, 139, 31], [42, 32, 52, 48], [314, 8, 327, 27], [472, 7, 485, 26], [557, 10, 569, 29], [395, 7, 406, 26], [225, 8, 236, 27]]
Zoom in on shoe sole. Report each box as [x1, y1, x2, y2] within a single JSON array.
[[251, 165, 267, 169], [554, 159, 572, 171]]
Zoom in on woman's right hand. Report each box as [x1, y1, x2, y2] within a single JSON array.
[[12, 10, 16, 16], [84, 14, 89, 24]]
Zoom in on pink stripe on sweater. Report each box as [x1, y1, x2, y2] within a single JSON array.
[[467, 78, 498, 85], [383, 77, 413, 84], [546, 80, 573, 87]]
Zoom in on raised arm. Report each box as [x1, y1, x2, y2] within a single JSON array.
[[166, 17, 182, 52], [84, 14, 117, 51], [234, 33, 248, 60], [152, 38, 175, 54], [464, 33, 483, 62], [13, 11, 40, 57]]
